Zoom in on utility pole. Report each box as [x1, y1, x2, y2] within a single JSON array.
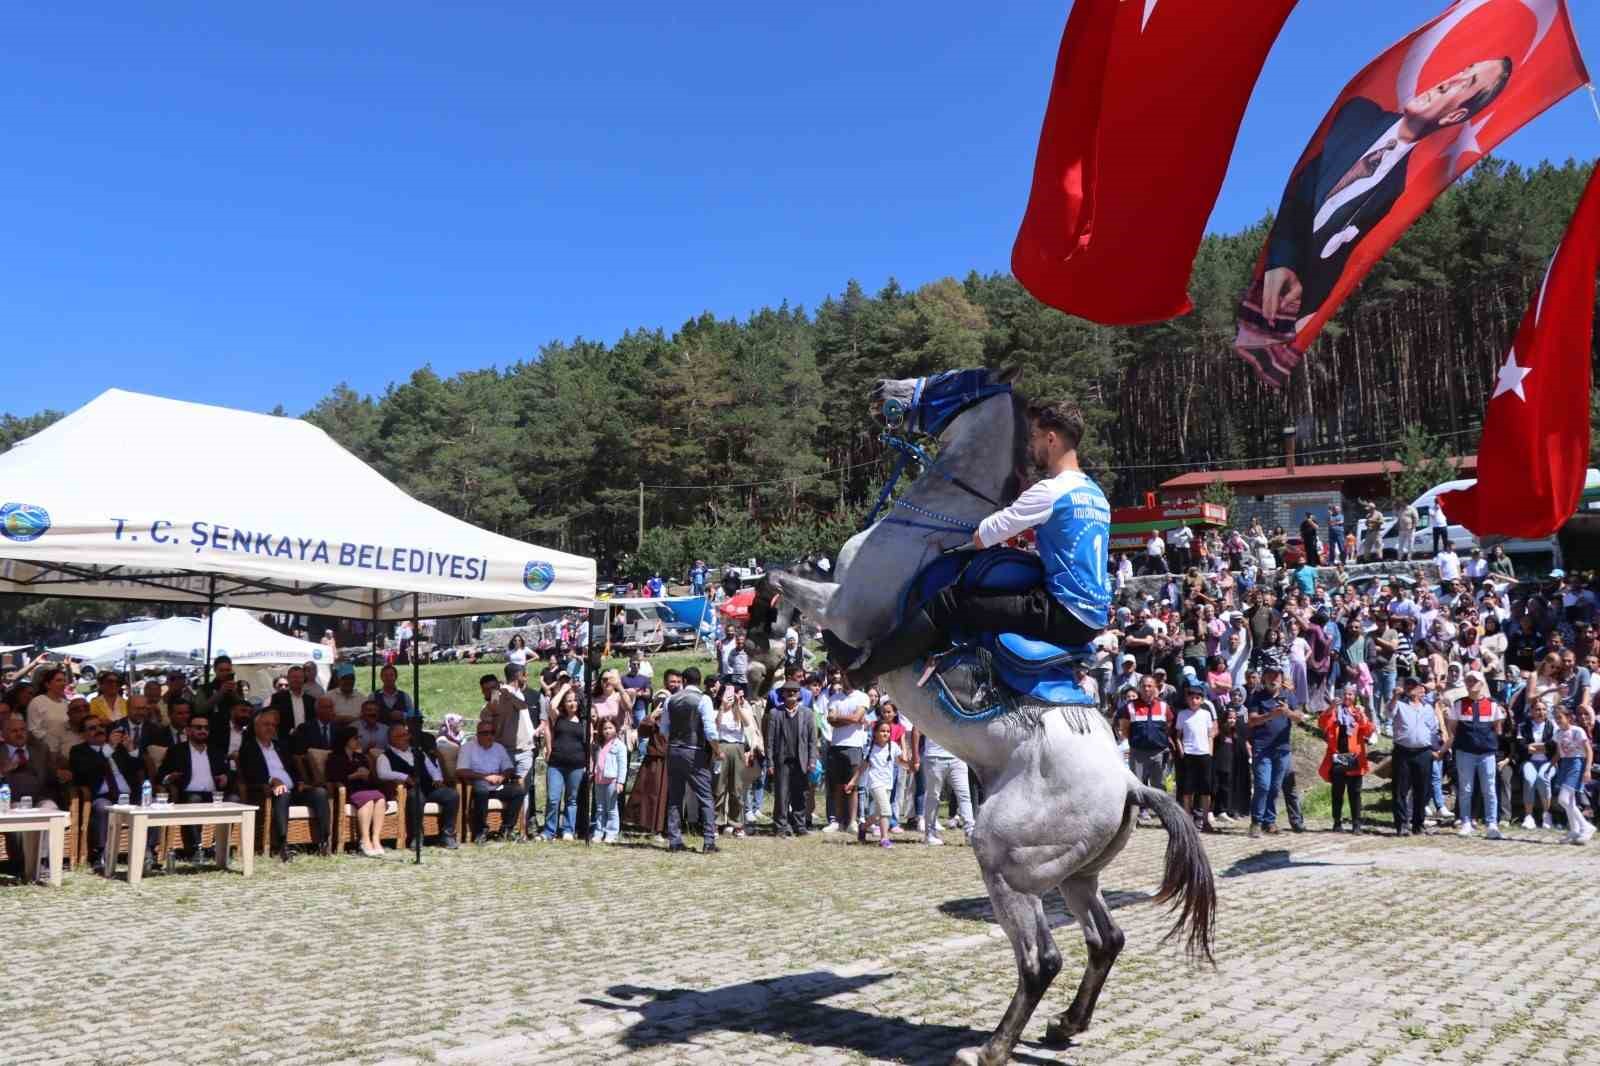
[[637, 481, 644, 551]]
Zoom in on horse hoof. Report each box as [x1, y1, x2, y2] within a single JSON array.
[[1044, 1019, 1083, 1047], [950, 1047, 996, 1066]]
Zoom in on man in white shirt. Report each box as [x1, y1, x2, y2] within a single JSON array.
[[325, 665, 366, 722], [1431, 499, 1450, 555], [456, 723, 527, 843], [1145, 531, 1168, 575], [1435, 546, 1462, 589], [377, 723, 460, 850], [1464, 548, 1488, 583], [823, 688, 869, 834], [159, 715, 229, 855], [1172, 685, 1219, 832]]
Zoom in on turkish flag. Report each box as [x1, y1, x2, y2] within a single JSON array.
[[1436, 167, 1600, 539], [1235, 0, 1588, 389], [1012, 0, 1298, 325]]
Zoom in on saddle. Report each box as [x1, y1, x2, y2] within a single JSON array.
[[903, 548, 1097, 720]]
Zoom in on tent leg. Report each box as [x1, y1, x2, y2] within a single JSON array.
[[413, 593, 422, 867], [583, 607, 602, 846], [202, 575, 218, 693], [369, 597, 379, 693]]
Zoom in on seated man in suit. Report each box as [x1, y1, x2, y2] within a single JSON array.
[[292, 696, 340, 756], [68, 720, 158, 873], [110, 694, 160, 755], [354, 699, 390, 753], [270, 665, 319, 741], [211, 697, 255, 775], [455, 720, 526, 843], [238, 708, 331, 862], [158, 714, 230, 855], [376, 722, 460, 849], [1, 713, 64, 878]]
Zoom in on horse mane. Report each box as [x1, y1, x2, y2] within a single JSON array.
[[1002, 388, 1030, 506], [986, 698, 1109, 741]]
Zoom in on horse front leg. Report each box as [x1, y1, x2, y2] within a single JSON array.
[[1045, 874, 1125, 1045], [953, 867, 1060, 1066]]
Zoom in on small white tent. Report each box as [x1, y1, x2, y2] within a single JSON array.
[[50, 607, 328, 675], [0, 389, 595, 618]]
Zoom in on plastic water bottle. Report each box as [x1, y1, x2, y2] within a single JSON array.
[[140, 781, 152, 808], [0, 783, 10, 814]]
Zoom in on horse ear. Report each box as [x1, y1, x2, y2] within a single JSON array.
[[995, 364, 1023, 385]]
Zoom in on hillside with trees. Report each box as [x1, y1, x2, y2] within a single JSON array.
[[4, 158, 1598, 581]]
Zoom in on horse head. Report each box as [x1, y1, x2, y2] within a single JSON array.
[[817, 366, 1031, 650]]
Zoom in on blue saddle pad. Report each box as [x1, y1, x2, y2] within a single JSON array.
[[906, 549, 1096, 708]]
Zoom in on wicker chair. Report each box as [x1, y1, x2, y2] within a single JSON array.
[[244, 747, 331, 855], [456, 744, 512, 841], [428, 743, 464, 841], [333, 781, 407, 851]]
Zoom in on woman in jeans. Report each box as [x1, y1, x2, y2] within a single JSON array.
[[1317, 686, 1375, 833], [1518, 697, 1557, 829], [542, 684, 588, 840]]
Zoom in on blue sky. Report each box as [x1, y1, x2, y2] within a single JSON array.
[[6, 1, 1599, 419]]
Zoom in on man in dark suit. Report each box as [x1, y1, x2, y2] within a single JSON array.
[[764, 681, 818, 838], [111, 693, 161, 755], [158, 714, 230, 855], [1238, 57, 1513, 385], [376, 722, 460, 850], [69, 720, 158, 871], [291, 696, 340, 756], [270, 665, 319, 741], [238, 708, 330, 862]]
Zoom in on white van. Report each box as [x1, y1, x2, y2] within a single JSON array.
[[1378, 469, 1600, 571]]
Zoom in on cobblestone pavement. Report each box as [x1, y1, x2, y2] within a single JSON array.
[[7, 816, 1599, 1066]]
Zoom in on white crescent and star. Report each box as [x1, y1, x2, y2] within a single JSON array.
[[1441, 115, 1490, 177], [1492, 349, 1533, 400], [1396, 0, 1558, 104]]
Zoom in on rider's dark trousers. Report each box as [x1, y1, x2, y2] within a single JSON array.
[[855, 584, 1099, 681]]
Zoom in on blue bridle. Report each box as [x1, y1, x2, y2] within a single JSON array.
[[864, 369, 1014, 535]]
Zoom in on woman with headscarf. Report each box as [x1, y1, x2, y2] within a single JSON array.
[[436, 713, 467, 748]]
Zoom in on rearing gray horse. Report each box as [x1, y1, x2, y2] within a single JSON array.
[[757, 369, 1215, 1065]]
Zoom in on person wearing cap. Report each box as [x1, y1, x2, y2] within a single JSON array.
[[1116, 676, 1172, 826], [1245, 664, 1304, 837], [1172, 684, 1219, 831], [326, 664, 367, 723], [764, 680, 817, 838], [1445, 670, 1506, 838]]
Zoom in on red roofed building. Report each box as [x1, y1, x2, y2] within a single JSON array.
[[1157, 456, 1478, 533]]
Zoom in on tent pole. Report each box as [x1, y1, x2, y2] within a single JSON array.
[[202, 574, 218, 694], [583, 606, 599, 847], [369, 595, 379, 692], [413, 593, 422, 866]]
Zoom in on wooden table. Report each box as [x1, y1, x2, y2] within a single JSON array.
[[0, 807, 71, 886], [104, 801, 257, 886]]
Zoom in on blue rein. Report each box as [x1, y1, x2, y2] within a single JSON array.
[[862, 372, 1011, 537]]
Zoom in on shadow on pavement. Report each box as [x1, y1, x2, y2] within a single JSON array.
[[937, 887, 1150, 925], [1220, 848, 1371, 878], [583, 973, 1064, 1065]]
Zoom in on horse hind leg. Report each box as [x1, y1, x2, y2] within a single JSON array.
[[953, 869, 1060, 1066], [1044, 874, 1125, 1047]]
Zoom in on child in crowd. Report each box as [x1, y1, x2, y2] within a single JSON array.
[[1552, 704, 1594, 845], [878, 700, 907, 830], [846, 720, 910, 848], [592, 718, 628, 843]]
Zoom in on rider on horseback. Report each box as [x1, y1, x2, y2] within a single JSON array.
[[843, 400, 1112, 684]]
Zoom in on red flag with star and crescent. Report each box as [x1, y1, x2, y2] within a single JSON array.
[[1234, 0, 1588, 389], [1436, 166, 1600, 539], [1011, 0, 1299, 325]]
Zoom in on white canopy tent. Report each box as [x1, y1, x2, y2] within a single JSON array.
[[48, 607, 330, 682], [0, 389, 596, 619]]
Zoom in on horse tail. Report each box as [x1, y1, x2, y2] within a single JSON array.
[[1128, 783, 1216, 966]]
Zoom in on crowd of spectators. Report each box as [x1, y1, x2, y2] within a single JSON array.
[[6, 523, 1599, 880]]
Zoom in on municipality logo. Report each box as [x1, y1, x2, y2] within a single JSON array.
[[523, 560, 556, 592], [0, 502, 51, 542]]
